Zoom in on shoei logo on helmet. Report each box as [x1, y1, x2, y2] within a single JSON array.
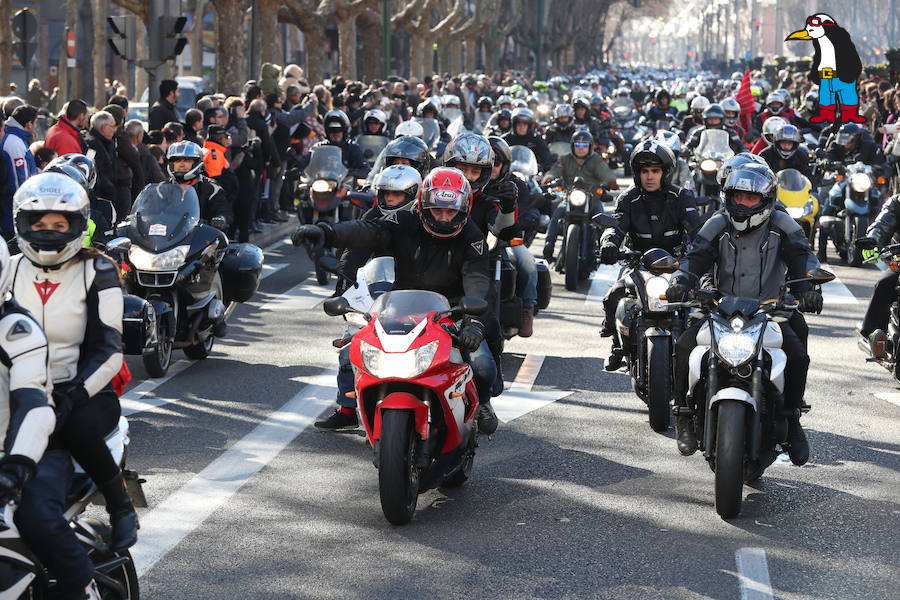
[[737, 178, 752, 188]]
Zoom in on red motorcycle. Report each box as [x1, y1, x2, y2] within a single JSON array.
[[324, 290, 487, 525]]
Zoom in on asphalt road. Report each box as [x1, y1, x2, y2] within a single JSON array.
[[115, 205, 899, 600]]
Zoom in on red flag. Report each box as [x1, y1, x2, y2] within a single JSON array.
[[735, 69, 755, 133]]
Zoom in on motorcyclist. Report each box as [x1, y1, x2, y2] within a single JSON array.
[[473, 96, 494, 133], [364, 135, 432, 186], [485, 108, 512, 137], [315, 164, 423, 431], [10, 173, 136, 599], [655, 130, 692, 190], [360, 109, 390, 137], [680, 95, 710, 137], [750, 115, 788, 155], [646, 89, 679, 123], [297, 110, 370, 178], [685, 104, 746, 156], [756, 89, 810, 132], [759, 124, 814, 181], [501, 107, 555, 172], [43, 153, 115, 249], [572, 97, 604, 141], [665, 166, 821, 464], [855, 195, 900, 355], [292, 167, 501, 434], [720, 97, 747, 142], [598, 140, 701, 371], [165, 141, 231, 230], [542, 130, 619, 263], [823, 122, 884, 166], [543, 104, 577, 145]]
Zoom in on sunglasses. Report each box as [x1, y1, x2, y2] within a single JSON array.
[[573, 142, 591, 148], [805, 16, 833, 27]]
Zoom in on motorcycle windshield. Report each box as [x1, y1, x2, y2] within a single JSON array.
[[716, 296, 762, 318], [370, 290, 450, 335], [360, 256, 395, 288], [415, 118, 441, 150], [510, 146, 539, 179], [303, 145, 348, 181], [129, 183, 199, 252], [695, 129, 733, 160], [549, 141, 571, 158], [355, 135, 389, 161], [776, 169, 808, 192], [442, 108, 464, 123]]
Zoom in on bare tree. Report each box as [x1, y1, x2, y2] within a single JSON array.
[[258, 0, 283, 70], [358, 7, 383, 81], [92, 0, 108, 106], [0, 0, 14, 91], [210, 0, 249, 94], [189, 0, 208, 78], [317, 0, 380, 80], [280, 0, 326, 84]]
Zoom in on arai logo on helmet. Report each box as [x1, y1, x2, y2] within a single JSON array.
[[433, 189, 459, 204]]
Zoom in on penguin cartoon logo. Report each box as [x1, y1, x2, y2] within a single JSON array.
[[785, 13, 864, 124]]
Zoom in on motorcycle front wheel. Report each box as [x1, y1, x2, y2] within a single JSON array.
[[646, 336, 672, 432], [564, 223, 580, 291], [142, 318, 173, 378], [184, 334, 214, 360], [850, 215, 868, 267], [714, 400, 747, 519], [378, 409, 420, 525]]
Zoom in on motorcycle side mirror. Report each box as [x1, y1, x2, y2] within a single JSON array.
[[317, 255, 342, 274], [648, 255, 680, 275], [458, 296, 488, 316], [105, 237, 132, 254], [806, 268, 836, 283], [592, 213, 621, 231], [323, 296, 369, 319]]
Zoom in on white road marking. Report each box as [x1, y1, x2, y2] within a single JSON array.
[[259, 281, 334, 311], [735, 548, 774, 600], [492, 354, 573, 423], [874, 392, 900, 408], [260, 262, 287, 280], [821, 277, 858, 305], [585, 264, 620, 307], [131, 372, 337, 577], [121, 360, 194, 416], [261, 237, 293, 253]]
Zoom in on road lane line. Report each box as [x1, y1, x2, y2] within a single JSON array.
[[585, 264, 620, 306], [261, 237, 292, 254], [259, 281, 333, 311], [735, 548, 774, 600], [493, 353, 572, 423], [260, 262, 287, 280], [121, 360, 194, 416], [874, 392, 900, 408], [821, 277, 858, 305], [131, 371, 337, 577], [509, 353, 545, 392]]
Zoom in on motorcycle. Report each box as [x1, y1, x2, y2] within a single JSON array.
[[0, 417, 145, 598], [548, 141, 571, 160], [663, 268, 835, 518], [556, 177, 604, 291], [596, 215, 684, 432], [856, 241, 900, 378], [322, 290, 488, 525], [775, 168, 819, 240], [414, 117, 443, 157], [821, 161, 881, 267], [109, 184, 263, 378], [354, 134, 389, 170], [690, 129, 734, 216]]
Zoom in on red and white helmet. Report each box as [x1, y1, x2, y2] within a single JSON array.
[[418, 167, 472, 238]]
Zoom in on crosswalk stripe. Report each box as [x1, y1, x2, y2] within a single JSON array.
[[492, 354, 572, 423], [735, 548, 775, 600], [821, 277, 858, 305], [131, 370, 337, 577], [260, 262, 287, 280], [259, 281, 333, 311], [585, 265, 620, 306], [874, 392, 900, 408], [121, 360, 194, 416]]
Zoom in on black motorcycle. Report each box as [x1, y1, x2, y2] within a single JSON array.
[[486, 233, 552, 340], [663, 268, 835, 518], [557, 178, 603, 291], [108, 184, 263, 377], [855, 240, 900, 378]]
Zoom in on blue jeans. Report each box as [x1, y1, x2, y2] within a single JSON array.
[[336, 345, 355, 409], [819, 77, 858, 106], [468, 340, 497, 406], [545, 199, 604, 250], [16, 448, 94, 595], [508, 245, 537, 308]]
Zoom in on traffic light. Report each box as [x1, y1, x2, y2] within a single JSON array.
[[107, 16, 130, 58], [158, 16, 188, 61]]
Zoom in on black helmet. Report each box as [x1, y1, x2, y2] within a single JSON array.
[[417, 100, 439, 118], [570, 129, 594, 156], [383, 135, 430, 175], [629, 139, 675, 189], [496, 108, 512, 130], [590, 95, 604, 108], [836, 123, 863, 148], [477, 96, 493, 111], [323, 110, 350, 139], [488, 136, 512, 181], [702, 103, 725, 128], [572, 97, 591, 113], [773, 124, 802, 159], [723, 166, 777, 232], [511, 107, 535, 135], [655, 89, 671, 105]]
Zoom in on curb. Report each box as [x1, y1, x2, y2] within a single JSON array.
[[249, 217, 297, 250]]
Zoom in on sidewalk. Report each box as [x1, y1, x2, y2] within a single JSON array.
[[248, 215, 297, 249]]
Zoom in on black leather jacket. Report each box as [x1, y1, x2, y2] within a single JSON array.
[[601, 184, 701, 254]]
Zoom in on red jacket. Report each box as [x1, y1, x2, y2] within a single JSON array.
[[43, 117, 86, 156]]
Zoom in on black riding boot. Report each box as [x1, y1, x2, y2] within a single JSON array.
[[99, 472, 139, 551]]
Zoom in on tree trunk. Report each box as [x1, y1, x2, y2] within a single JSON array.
[[57, 0, 77, 102], [258, 0, 283, 69], [134, 17, 147, 100], [462, 37, 475, 73], [358, 10, 381, 81], [409, 32, 425, 79], [336, 14, 357, 79], [0, 0, 10, 93], [302, 25, 325, 85], [191, 0, 207, 78], [211, 0, 246, 94], [92, 0, 107, 107]]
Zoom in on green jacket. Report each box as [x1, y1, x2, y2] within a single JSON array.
[[546, 153, 616, 190]]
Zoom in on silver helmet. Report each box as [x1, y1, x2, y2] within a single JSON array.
[[373, 164, 422, 211], [166, 141, 205, 183]]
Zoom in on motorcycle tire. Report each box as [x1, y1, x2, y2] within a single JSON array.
[[378, 409, 420, 525], [850, 215, 868, 267], [184, 334, 214, 360], [646, 337, 672, 432], [564, 223, 580, 292], [81, 519, 140, 599], [441, 431, 476, 488], [714, 400, 747, 519], [142, 321, 173, 378]]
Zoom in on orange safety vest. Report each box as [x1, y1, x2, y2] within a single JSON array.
[[203, 140, 230, 177]]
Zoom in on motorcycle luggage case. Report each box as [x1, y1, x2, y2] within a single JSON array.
[[536, 262, 552, 310], [500, 296, 523, 329], [123, 294, 155, 355], [500, 260, 516, 299], [221, 242, 264, 303]]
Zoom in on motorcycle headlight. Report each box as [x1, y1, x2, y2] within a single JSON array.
[[785, 206, 805, 219], [360, 340, 438, 379], [850, 172, 871, 193], [312, 179, 335, 193], [569, 189, 588, 207], [129, 245, 189, 271], [712, 321, 763, 366], [700, 159, 718, 173], [643, 275, 671, 311]]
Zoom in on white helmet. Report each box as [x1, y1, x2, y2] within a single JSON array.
[[0, 236, 10, 301], [14, 172, 91, 268], [373, 164, 422, 211], [690, 95, 710, 112], [395, 119, 425, 139]]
